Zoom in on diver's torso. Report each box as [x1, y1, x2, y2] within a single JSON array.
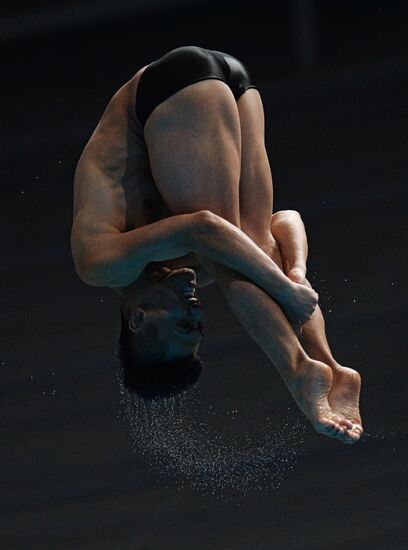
[[73, 65, 202, 273]]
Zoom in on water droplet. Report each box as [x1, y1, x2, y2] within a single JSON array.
[[117, 375, 306, 498]]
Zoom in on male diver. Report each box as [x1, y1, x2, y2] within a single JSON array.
[[71, 46, 363, 443]]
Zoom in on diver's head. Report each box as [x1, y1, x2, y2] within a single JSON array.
[[117, 266, 205, 399]]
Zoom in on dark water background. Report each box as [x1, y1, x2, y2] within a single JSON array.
[[1, 1, 407, 548]]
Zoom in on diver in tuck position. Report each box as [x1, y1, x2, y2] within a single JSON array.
[[71, 46, 363, 443]]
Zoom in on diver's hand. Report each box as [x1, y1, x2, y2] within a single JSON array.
[[257, 236, 317, 335], [278, 282, 319, 333], [271, 210, 308, 285], [285, 267, 307, 285]]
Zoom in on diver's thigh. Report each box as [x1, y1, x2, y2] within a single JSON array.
[[236, 88, 275, 242], [143, 79, 242, 227]]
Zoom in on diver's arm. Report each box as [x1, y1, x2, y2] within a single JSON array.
[[71, 210, 202, 287], [191, 214, 317, 328], [74, 209, 316, 326], [73, 209, 289, 295], [192, 212, 297, 299], [194, 211, 311, 338]]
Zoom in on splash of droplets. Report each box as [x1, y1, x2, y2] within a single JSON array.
[[309, 271, 332, 305], [360, 427, 408, 441], [116, 375, 307, 498]]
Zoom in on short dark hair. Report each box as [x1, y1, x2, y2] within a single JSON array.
[[117, 307, 203, 400]]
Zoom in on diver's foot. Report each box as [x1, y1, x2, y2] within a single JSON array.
[[290, 359, 355, 443], [328, 363, 363, 444]]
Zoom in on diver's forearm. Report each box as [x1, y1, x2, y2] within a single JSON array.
[[197, 257, 308, 383], [193, 214, 293, 301]]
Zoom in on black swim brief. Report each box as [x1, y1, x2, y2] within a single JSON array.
[[135, 45, 258, 128]]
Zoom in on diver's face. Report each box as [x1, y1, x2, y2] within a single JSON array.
[[137, 267, 204, 360]]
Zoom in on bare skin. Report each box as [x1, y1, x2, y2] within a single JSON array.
[[198, 255, 356, 442], [71, 60, 363, 443], [268, 212, 363, 442]]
